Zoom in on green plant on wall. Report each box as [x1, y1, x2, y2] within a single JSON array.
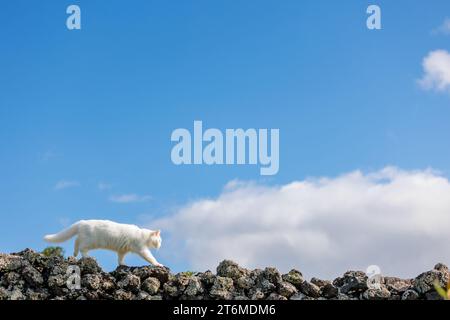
[[41, 246, 65, 257], [434, 280, 450, 300]]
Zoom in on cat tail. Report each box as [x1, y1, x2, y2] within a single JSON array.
[[44, 223, 79, 243]]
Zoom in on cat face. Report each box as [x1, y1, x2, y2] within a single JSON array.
[[149, 230, 162, 249]]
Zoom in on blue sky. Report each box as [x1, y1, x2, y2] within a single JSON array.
[[1, 0, 450, 275]]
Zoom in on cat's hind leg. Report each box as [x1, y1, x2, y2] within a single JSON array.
[[73, 237, 80, 257], [80, 248, 89, 258], [117, 252, 126, 266]]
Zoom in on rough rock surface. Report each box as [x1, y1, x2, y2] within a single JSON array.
[[0, 249, 447, 300]]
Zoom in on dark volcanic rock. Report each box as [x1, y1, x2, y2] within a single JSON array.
[[117, 274, 141, 293], [217, 260, 249, 281], [383, 277, 411, 295], [141, 277, 160, 295], [362, 286, 391, 300], [282, 269, 304, 287], [413, 263, 449, 295], [321, 283, 339, 299], [402, 289, 419, 300], [132, 265, 170, 285], [333, 271, 368, 296], [78, 257, 101, 274], [277, 281, 298, 298], [299, 280, 321, 298], [310, 278, 330, 288], [0, 249, 447, 300], [210, 276, 234, 300]]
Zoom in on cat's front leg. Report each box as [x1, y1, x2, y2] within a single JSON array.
[[117, 252, 127, 266], [139, 249, 164, 267]]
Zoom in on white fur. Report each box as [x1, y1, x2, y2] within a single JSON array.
[[44, 220, 163, 267]]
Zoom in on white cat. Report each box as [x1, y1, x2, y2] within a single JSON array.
[[44, 220, 164, 267]]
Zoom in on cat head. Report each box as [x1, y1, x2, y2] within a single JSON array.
[[148, 230, 162, 249]]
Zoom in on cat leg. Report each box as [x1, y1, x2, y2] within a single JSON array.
[[80, 248, 89, 258], [117, 252, 126, 266], [73, 237, 80, 257], [139, 249, 163, 267]]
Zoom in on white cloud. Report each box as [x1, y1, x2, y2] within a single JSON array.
[[98, 182, 113, 191], [419, 50, 450, 92], [150, 167, 450, 279], [54, 180, 80, 190], [433, 18, 450, 35], [109, 194, 152, 203]]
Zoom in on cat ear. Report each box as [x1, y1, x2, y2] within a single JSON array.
[[153, 230, 161, 237]]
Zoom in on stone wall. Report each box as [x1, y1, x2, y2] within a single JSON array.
[[0, 249, 447, 300]]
